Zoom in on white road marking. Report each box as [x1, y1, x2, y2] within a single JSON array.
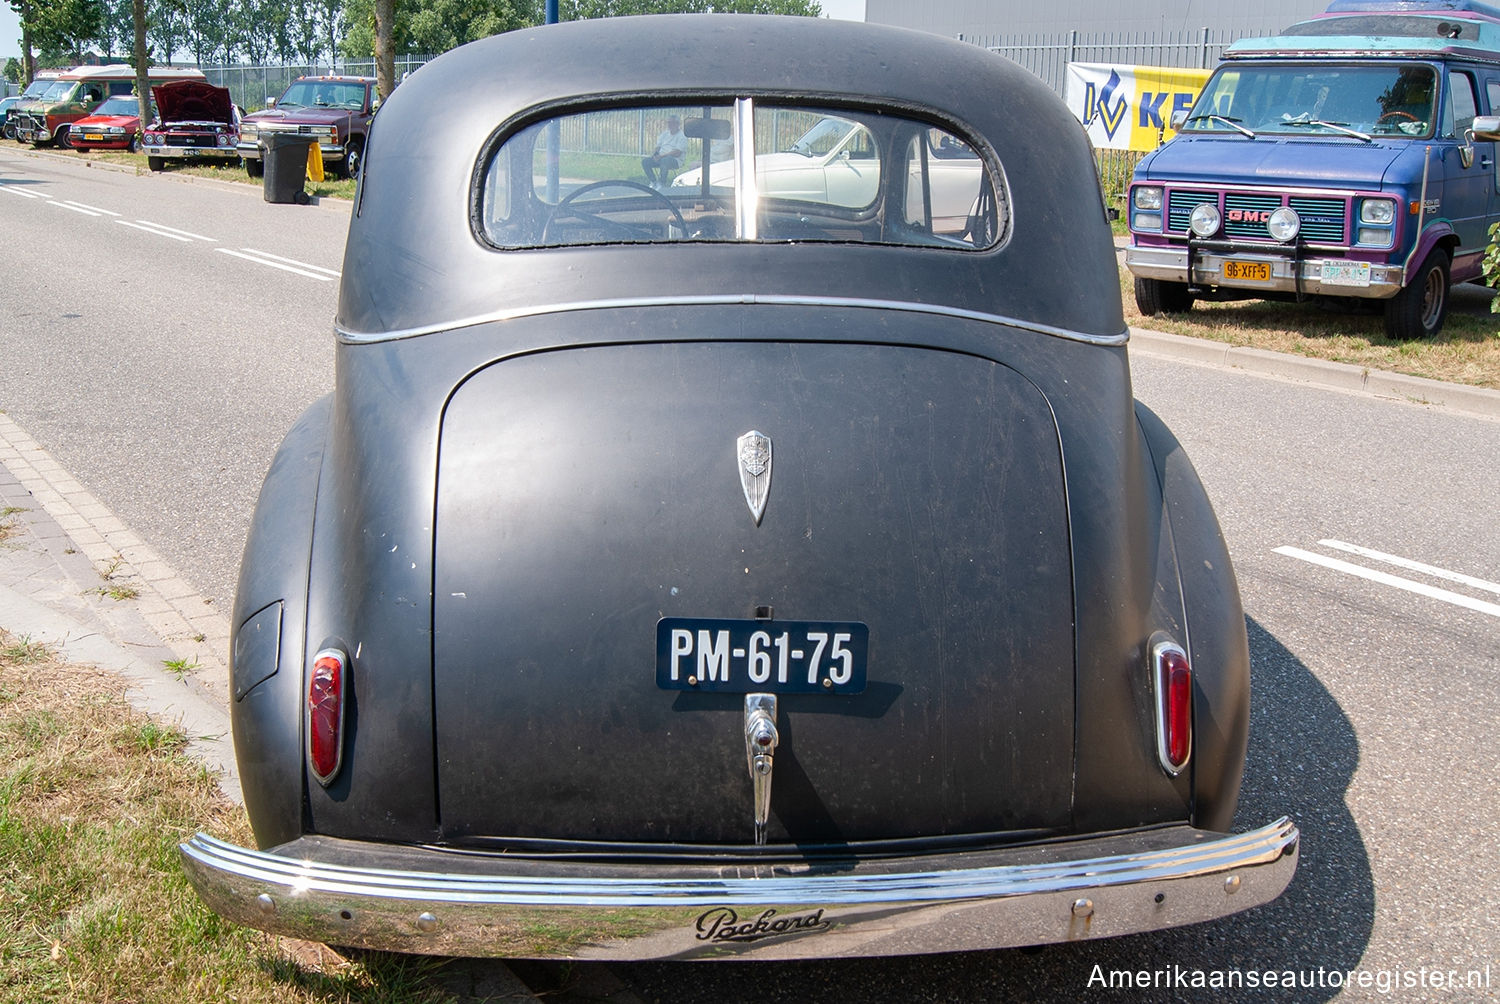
[[234, 247, 341, 277], [215, 247, 339, 281], [62, 199, 120, 216], [48, 200, 103, 216], [135, 219, 216, 241], [1319, 538, 1500, 596], [0, 184, 42, 198], [1274, 546, 1500, 619], [115, 219, 193, 242]]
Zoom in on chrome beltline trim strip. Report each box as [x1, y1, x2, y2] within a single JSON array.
[[182, 818, 1295, 907], [335, 294, 1131, 348]]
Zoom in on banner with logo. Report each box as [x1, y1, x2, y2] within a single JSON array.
[[1065, 62, 1212, 152]]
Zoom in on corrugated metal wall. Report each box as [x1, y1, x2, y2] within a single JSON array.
[[864, 0, 1327, 42]]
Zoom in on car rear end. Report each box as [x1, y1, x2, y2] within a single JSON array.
[[182, 15, 1297, 959]]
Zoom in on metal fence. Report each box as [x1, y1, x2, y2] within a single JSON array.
[[963, 27, 1246, 98], [199, 55, 436, 111]]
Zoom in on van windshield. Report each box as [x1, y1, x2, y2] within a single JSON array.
[[40, 80, 77, 102], [1186, 63, 1437, 138]]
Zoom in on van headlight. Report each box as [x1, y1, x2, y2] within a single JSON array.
[[1189, 203, 1221, 237], [1268, 207, 1300, 242], [1132, 186, 1163, 211], [1359, 199, 1396, 225]]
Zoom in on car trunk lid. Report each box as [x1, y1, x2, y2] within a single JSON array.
[[432, 338, 1075, 845]]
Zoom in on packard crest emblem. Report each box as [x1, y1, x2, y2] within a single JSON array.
[[737, 431, 772, 525]]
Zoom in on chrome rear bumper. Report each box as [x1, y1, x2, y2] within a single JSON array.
[[180, 817, 1297, 960]]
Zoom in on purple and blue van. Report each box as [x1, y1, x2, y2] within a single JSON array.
[[1125, 0, 1500, 339]]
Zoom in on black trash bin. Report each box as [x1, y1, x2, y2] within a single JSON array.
[[262, 133, 315, 204]]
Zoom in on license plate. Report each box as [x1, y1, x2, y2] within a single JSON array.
[[1321, 261, 1372, 287], [83, 133, 104, 141], [1223, 260, 1272, 282], [657, 618, 868, 694]]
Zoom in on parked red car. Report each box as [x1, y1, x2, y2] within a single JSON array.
[[142, 79, 240, 171], [69, 94, 139, 152]]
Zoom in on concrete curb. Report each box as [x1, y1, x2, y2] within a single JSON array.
[[1128, 326, 1500, 420], [0, 141, 354, 212]]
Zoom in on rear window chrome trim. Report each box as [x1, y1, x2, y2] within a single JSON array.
[[335, 294, 1129, 347]]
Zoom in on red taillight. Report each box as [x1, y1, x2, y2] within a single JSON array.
[[307, 648, 347, 786], [1153, 639, 1192, 774]]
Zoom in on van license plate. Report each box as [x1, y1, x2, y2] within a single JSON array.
[[1223, 261, 1271, 282], [1321, 262, 1372, 287], [657, 618, 868, 694]]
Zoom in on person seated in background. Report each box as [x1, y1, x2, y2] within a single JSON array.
[[642, 114, 687, 189]]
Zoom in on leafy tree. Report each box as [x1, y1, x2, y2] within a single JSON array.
[[93, 0, 132, 58], [20, 0, 104, 65], [4, 57, 21, 83], [148, 0, 187, 63]]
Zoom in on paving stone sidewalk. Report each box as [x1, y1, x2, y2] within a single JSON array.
[[0, 411, 238, 798]]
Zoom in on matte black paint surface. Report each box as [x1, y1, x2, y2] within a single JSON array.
[[228, 16, 1249, 858], [434, 341, 1074, 843]]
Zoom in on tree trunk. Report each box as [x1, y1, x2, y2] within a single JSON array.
[[132, 0, 151, 140], [373, 0, 395, 103]]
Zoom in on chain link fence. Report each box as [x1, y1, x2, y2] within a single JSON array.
[[200, 55, 436, 111]]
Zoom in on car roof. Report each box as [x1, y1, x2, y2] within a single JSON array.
[[339, 15, 1123, 344]]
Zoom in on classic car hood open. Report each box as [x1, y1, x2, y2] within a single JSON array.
[[152, 79, 234, 124], [432, 339, 1075, 846]]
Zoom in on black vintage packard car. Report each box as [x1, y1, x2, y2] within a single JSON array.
[[181, 15, 1298, 960]]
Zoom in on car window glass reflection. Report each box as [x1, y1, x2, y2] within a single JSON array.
[[479, 101, 1005, 251]]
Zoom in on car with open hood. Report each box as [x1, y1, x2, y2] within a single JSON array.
[[142, 79, 240, 171], [69, 93, 140, 152], [179, 15, 1298, 961], [236, 75, 376, 179]]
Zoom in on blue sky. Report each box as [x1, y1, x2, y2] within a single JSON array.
[[4, 1, 866, 70]]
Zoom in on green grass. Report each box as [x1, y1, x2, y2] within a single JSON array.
[[0, 629, 461, 1003], [1, 137, 357, 201], [1120, 267, 1500, 389]]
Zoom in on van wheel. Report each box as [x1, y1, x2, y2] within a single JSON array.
[[246, 158, 264, 178], [1383, 250, 1449, 340], [1134, 277, 1195, 315], [147, 156, 165, 172], [54, 126, 71, 149]]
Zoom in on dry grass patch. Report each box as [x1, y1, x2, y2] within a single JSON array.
[[0, 630, 458, 1003], [1120, 268, 1500, 389]]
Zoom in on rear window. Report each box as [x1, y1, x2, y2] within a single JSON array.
[[478, 99, 1007, 250]]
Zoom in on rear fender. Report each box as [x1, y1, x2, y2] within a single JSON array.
[[1134, 401, 1250, 833], [231, 394, 331, 849]]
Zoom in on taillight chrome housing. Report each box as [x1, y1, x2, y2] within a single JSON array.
[[1152, 637, 1193, 775], [307, 647, 348, 786]]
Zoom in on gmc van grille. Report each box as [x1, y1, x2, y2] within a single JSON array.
[[1167, 189, 1349, 246]]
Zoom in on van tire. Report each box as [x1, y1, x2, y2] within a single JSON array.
[[1134, 277, 1195, 315], [147, 156, 165, 172], [1384, 250, 1449, 341]]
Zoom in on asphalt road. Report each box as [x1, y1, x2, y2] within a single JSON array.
[[1, 147, 1497, 1002]]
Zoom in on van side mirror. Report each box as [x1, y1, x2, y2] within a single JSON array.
[[1471, 115, 1500, 140], [1170, 109, 1189, 130]]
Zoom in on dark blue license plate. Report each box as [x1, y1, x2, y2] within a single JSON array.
[[657, 618, 868, 694]]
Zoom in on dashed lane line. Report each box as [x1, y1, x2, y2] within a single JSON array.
[[1274, 545, 1500, 619]]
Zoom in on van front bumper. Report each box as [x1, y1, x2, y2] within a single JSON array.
[[1127, 243, 1404, 299], [180, 816, 1298, 960]]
